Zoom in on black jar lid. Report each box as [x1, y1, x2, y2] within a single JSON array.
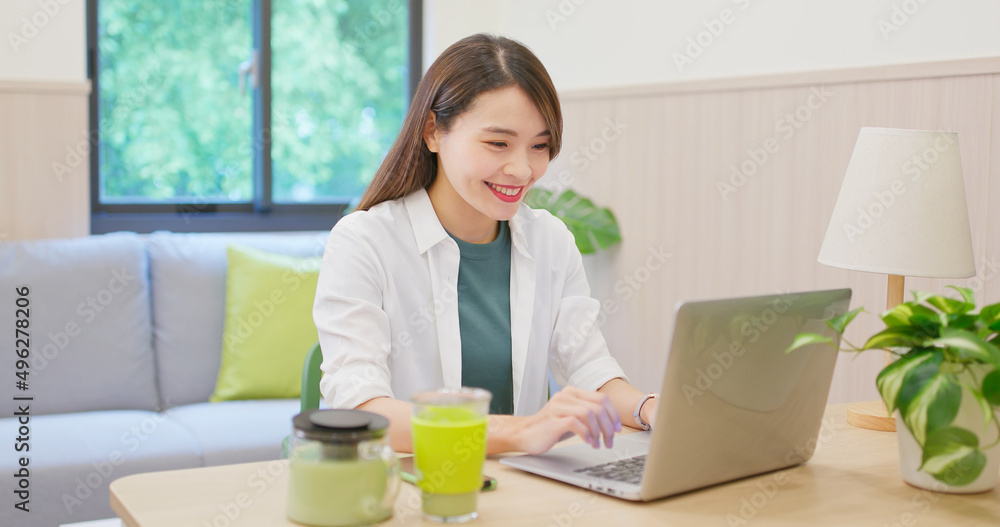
[[292, 409, 389, 443]]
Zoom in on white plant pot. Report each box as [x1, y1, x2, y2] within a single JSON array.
[[894, 370, 1000, 493]]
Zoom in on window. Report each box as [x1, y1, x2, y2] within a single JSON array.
[[87, 0, 421, 233]]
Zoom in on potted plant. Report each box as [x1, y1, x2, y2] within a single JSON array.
[[787, 286, 1000, 492], [525, 187, 621, 254]]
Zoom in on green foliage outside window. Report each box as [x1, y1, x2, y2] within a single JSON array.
[[97, 0, 408, 204]]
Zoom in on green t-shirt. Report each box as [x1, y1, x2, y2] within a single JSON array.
[[448, 221, 514, 415]]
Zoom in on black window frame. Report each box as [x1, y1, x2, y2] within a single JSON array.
[[86, 0, 422, 233]]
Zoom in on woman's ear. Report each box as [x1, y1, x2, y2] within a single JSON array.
[[422, 111, 440, 153]]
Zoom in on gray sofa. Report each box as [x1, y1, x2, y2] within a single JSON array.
[[0, 230, 330, 527]]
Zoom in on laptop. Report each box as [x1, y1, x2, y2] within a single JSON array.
[[500, 288, 852, 501]]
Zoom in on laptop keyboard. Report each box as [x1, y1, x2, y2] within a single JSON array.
[[573, 455, 647, 485]]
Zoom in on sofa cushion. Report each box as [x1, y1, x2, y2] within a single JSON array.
[[210, 246, 321, 401], [0, 410, 203, 527], [146, 231, 329, 408], [165, 399, 300, 466], [0, 233, 158, 415]]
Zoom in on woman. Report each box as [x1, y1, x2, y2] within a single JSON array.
[[313, 33, 658, 455]]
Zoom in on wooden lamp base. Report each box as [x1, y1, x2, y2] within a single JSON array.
[[844, 274, 904, 432], [846, 400, 896, 432]]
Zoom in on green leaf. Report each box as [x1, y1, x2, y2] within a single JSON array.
[[881, 303, 943, 328], [920, 427, 986, 486], [931, 328, 1000, 366], [979, 303, 1000, 327], [861, 326, 928, 351], [526, 188, 622, 254], [881, 303, 915, 328], [912, 291, 935, 304], [897, 353, 961, 444], [524, 187, 554, 208], [785, 333, 833, 353], [970, 388, 995, 426], [877, 351, 934, 413], [910, 314, 943, 339], [983, 369, 1000, 406], [946, 314, 979, 330], [925, 295, 969, 315], [947, 286, 976, 310], [827, 307, 863, 334]]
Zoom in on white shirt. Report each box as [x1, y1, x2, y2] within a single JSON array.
[[313, 188, 627, 415]]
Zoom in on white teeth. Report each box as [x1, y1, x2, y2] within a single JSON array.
[[488, 183, 521, 197]]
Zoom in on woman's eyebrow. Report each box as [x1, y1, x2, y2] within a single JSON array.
[[480, 126, 551, 138]]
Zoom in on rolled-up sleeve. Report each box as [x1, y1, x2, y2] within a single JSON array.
[[313, 216, 394, 409]]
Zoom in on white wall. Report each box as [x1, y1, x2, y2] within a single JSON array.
[[425, 0, 1000, 91], [0, 0, 87, 81], [6, 1, 997, 87]]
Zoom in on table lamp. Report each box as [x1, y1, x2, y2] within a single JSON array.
[[817, 127, 976, 431]]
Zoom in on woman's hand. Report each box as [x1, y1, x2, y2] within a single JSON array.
[[509, 386, 622, 455]]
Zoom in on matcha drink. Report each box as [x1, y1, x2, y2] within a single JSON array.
[[411, 388, 491, 522], [286, 409, 397, 527], [287, 442, 393, 526]]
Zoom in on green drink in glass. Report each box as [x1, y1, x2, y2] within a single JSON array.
[[411, 388, 491, 523], [286, 409, 398, 527]]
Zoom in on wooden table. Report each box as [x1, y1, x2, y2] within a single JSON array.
[[110, 404, 1000, 526]]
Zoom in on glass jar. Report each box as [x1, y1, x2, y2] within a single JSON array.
[[287, 409, 399, 527]]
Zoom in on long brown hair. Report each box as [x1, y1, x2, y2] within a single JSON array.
[[356, 33, 562, 211]]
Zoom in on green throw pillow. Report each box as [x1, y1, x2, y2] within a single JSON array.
[[210, 245, 322, 402]]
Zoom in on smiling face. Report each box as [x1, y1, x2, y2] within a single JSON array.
[[424, 86, 551, 243]]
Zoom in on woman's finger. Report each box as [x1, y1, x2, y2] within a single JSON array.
[[570, 389, 622, 429], [601, 394, 622, 432], [592, 405, 617, 448], [584, 408, 601, 448]]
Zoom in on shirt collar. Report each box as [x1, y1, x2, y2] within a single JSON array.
[[507, 206, 532, 260], [404, 188, 450, 255], [403, 187, 532, 258]]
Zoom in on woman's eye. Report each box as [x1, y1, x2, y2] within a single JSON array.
[[532, 143, 550, 151], [487, 141, 507, 148]]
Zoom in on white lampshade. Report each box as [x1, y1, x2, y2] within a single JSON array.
[[818, 128, 975, 278]]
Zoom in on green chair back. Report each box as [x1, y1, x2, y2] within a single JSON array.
[[282, 342, 323, 458], [300, 342, 323, 412]]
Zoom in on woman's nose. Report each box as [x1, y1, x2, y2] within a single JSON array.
[[503, 151, 532, 180]]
